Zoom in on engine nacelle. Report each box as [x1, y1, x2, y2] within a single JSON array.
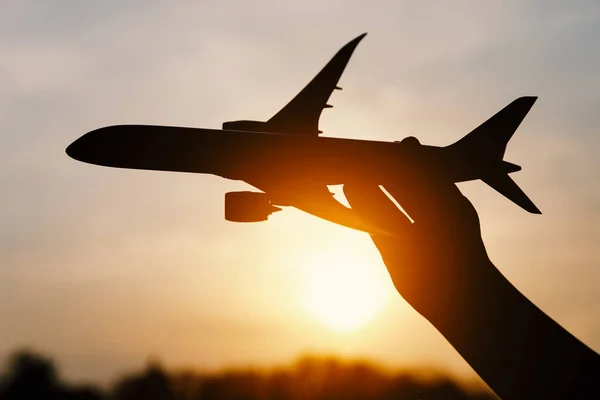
[[224, 191, 282, 222], [222, 120, 270, 132]]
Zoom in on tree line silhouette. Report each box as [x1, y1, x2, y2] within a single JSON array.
[[0, 350, 499, 399]]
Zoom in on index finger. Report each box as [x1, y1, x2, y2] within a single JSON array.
[[343, 183, 411, 237], [344, 183, 413, 265]]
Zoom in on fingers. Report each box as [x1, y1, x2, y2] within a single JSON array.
[[385, 175, 475, 226], [344, 183, 412, 262], [343, 183, 411, 236], [390, 136, 477, 224]]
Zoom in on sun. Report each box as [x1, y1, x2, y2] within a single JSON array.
[[303, 249, 393, 332]]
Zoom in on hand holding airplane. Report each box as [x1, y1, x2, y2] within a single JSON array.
[[66, 33, 540, 234], [343, 179, 600, 399]]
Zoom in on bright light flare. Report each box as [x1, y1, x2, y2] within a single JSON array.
[[303, 248, 393, 332]]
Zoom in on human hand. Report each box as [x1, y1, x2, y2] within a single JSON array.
[[343, 167, 495, 320], [345, 145, 600, 399]]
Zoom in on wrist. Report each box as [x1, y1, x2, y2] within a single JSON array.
[[409, 257, 502, 330]]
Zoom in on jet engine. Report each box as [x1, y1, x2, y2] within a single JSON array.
[[224, 191, 282, 222]]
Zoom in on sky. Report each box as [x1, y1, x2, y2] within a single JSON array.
[[1, 0, 600, 385]]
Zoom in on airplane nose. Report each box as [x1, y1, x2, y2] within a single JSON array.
[[66, 137, 86, 161], [65, 126, 145, 167], [66, 131, 101, 163]]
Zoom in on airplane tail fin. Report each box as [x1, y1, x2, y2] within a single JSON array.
[[451, 96, 537, 160], [449, 97, 541, 214]]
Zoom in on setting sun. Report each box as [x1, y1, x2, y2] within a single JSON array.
[[303, 248, 393, 332]]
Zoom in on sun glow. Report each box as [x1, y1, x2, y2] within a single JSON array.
[[303, 248, 393, 332]]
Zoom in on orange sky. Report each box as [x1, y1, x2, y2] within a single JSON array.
[[1, 0, 599, 384]]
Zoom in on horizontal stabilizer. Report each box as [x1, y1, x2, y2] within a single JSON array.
[[482, 172, 541, 214], [502, 161, 521, 173]]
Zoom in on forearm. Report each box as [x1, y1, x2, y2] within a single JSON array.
[[424, 261, 600, 400]]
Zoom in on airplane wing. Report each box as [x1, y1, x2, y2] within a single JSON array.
[[269, 185, 389, 234], [265, 33, 367, 136], [262, 35, 375, 230]]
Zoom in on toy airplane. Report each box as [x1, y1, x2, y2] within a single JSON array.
[[66, 33, 540, 234]]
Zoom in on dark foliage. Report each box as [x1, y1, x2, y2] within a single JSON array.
[[0, 351, 497, 400]]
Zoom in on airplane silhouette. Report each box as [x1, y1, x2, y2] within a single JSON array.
[[66, 33, 540, 234]]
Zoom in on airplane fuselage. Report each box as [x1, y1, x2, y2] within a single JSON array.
[[67, 124, 519, 233], [68, 125, 478, 190]]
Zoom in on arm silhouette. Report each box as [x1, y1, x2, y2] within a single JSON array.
[[343, 175, 600, 400]]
